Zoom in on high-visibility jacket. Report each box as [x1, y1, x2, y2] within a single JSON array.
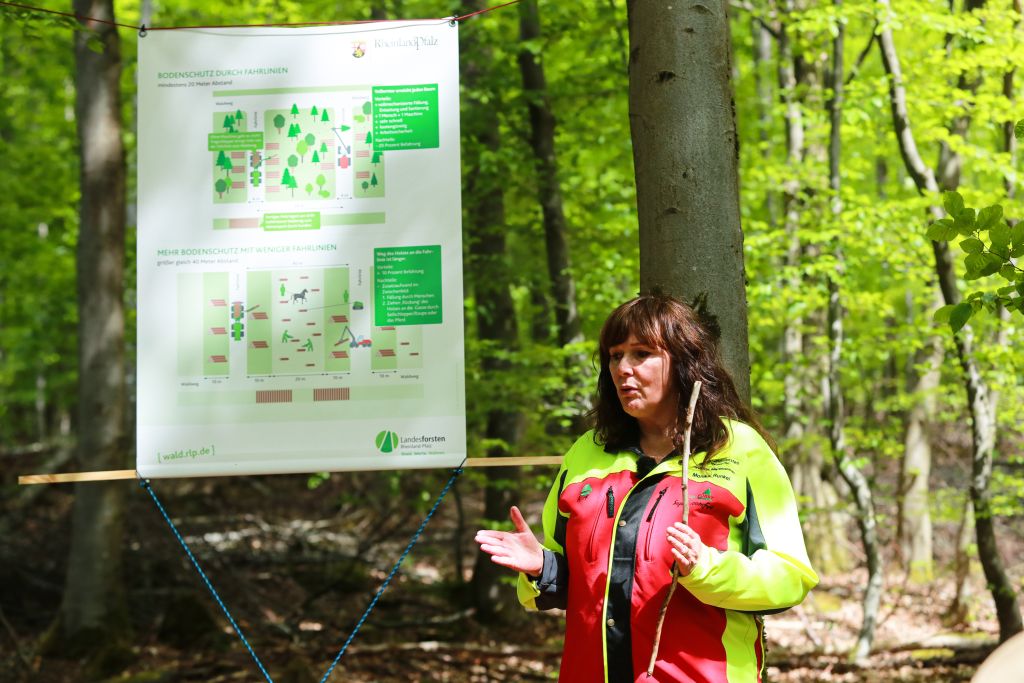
[[517, 420, 818, 683]]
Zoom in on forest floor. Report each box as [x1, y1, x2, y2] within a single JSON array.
[[1, 463, 1019, 682]]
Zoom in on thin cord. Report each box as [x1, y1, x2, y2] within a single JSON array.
[[0, 0, 138, 30], [318, 460, 467, 683], [139, 477, 275, 683], [0, 0, 521, 32], [456, 0, 523, 22]]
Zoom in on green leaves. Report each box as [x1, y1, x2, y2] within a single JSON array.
[[959, 237, 983, 253], [964, 252, 1002, 279], [927, 218, 958, 241], [976, 205, 1003, 232], [1015, 118, 1024, 140], [942, 190, 964, 217], [931, 191, 1023, 320], [949, 303, 974, 333], [933, 302, 973, 332]]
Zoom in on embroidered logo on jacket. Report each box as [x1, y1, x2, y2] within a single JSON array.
[[579, 484, 592, 500]]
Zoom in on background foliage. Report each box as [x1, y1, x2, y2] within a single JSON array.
[[1, 0, 1023, 680]]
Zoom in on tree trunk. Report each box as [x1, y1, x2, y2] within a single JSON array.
[[826, 9, 882, 660], [369, 0, 402, 20], [462, 6, 526, 623], [1003, 1, 1021, 203], [876, 0, 1023, 641], [948, 495, 975, 626], [777, 8, 805, 455], [774, 7, 850, 576], [48, 0, 130, 659], [627, 0, 750, 404], [751, 18, 776, 225], [517, 0, 581, 350], [516, 0, 588, 432], [898, 330, 941, 583]]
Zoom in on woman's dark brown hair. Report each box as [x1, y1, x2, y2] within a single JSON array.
[[590, 293, 774, 458]]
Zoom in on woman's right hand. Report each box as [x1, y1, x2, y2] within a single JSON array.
[[474, 506, 544, 576]]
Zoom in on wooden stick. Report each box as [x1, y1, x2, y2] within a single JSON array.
[[680, 381, 701, 524], [646, 380, 702, 678], [17, 456, 565, 486], [18, 470, 140, 485]]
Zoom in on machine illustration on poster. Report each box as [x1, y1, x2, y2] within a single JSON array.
[[136, 22, 465, 477]]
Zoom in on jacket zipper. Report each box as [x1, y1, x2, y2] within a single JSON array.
[[646, 487, 668, 522], [587, 486, 615, 562], [644, 487, 669, 561]]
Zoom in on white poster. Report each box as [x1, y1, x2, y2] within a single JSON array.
[[136, 22, 465, 478]]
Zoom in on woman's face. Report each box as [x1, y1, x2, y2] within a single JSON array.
[[608, 334, 675, 428]]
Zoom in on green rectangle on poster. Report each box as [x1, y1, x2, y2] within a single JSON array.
[[262, 212, 321, 231], [208, 132, 264, 151], [374, 245, 442, 326], [371, 85, 439, 151]]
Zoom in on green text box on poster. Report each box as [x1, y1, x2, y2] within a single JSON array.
[[262, 212, 321, 231], [374, 246, 442, 326], [208, 132, 264, 151], [372, 85, 439, 151]]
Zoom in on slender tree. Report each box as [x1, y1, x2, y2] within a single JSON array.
[[825, 5, 882, 660], [898, 327, 941, 583], [876, 0, 1022, 642], [773, 2, 850, 576], [517, 0, 581, 350], [46, 0, 130, 661], [462, 4, 526, 622]]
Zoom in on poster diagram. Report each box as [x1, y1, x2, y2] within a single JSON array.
[[137, 22, 465, 478]]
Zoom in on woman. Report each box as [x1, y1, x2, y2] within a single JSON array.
[[475, 294, 818, 682]]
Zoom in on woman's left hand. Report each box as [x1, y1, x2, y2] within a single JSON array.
[[667, 522, 705, 576]]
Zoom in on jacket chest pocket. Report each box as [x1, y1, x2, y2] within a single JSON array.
[[562, 485, 616, 564], [642, 486, 670, 563], [585, 486, 616, 562]]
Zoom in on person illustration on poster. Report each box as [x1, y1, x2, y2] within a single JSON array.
[[475, 293, 818, 682]]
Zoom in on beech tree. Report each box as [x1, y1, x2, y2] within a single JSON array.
[[44, 0, 130, 665], [626, 0, 750, 403]]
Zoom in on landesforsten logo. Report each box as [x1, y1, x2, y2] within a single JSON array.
[[375, 430, 400, 453]]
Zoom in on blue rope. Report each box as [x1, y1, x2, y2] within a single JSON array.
[[139, 477, 275, 683], [318, 461, 466, 683]]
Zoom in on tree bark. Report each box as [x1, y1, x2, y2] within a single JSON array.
[[898, 330, 941, 583], [948, 495, 975, 626], [777, 6, 805, 455], [517, 0, 582, 350], [462, 6, 526, 623], [751, 18, 776, 225], [627, 0, 751, 404], [49, 0, 130, 657], [826, 8, 881, 660], [876, 0, 1022, 642]]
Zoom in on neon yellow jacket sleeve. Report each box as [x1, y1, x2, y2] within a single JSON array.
[[517, 457, 571, 610], [677, 426, 819, 612]]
